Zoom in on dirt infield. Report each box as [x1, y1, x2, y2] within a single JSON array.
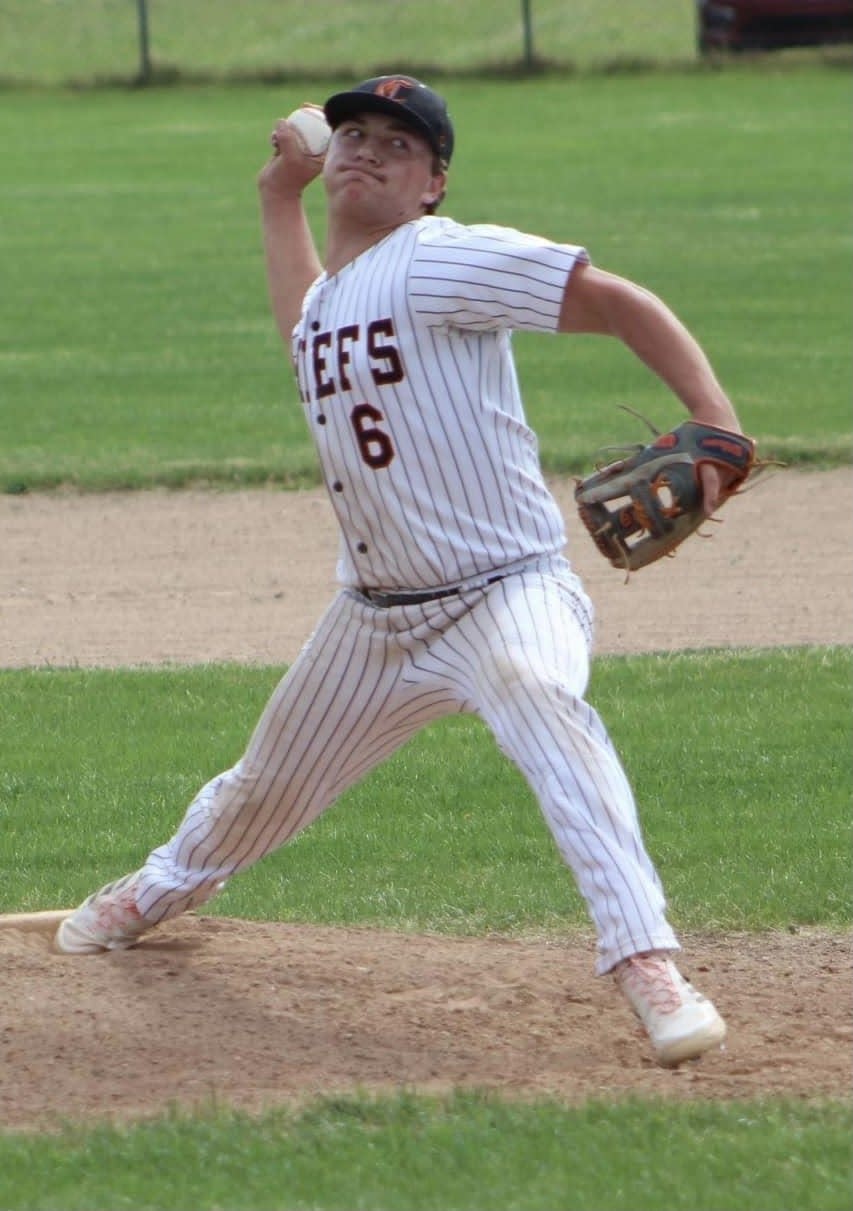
[[2, 470, 851, 667], [2, 922, 849, 1131], [1, 471, 851, 1129]]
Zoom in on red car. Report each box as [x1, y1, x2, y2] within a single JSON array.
[[697, 0, 853, 51]]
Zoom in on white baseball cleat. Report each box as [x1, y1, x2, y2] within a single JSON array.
[[614, 952, 727, 1066], [54, 872, 150, 954]]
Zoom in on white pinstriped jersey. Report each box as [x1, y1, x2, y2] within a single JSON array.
[[293, 216, 589, 591], [131, 218, 683, 982]]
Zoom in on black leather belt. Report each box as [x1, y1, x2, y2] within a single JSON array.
[[362, 574, 506, 609]]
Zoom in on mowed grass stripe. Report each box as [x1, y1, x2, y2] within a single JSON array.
[[1, 648, 848, 930], [1, 69, 850, 490]]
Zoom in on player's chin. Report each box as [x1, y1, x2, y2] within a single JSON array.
[[330, 176, 378, 210]]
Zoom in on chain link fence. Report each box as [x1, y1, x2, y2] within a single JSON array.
[[4, 1, 848, 88], [1, 1, 708, 87]]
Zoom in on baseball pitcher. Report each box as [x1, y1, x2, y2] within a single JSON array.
[[56, 76, 756, 1067]]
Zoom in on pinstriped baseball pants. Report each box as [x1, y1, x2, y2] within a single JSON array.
[[135, 555, 679, 974]]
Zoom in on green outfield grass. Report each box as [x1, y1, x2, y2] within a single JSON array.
[[0, 1095, 848, 1211], [2, 648, 848, 929], [1, 67, 850, 492]]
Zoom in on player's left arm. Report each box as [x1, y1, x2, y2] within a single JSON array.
[[558, 262, 742, 511]]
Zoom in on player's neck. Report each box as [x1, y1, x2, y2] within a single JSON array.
[[323, 225, 396, 277], [324, 207, 424, 276]]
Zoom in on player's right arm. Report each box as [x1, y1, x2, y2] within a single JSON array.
[[257, 121, 325, 352]]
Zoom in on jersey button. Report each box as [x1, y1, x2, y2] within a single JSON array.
[[316, 413, 327, 425], [332, 481, 343, 493], [356, 542, 368, 554]]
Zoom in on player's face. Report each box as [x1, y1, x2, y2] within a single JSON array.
[[324, 112, 446, 225]]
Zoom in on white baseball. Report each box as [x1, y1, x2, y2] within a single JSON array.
[[286, 103, 331, 158]]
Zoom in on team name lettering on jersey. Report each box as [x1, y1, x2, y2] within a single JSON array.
[[310, 318, 404, 400]]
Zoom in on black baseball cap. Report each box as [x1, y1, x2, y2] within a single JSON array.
[[324, 76, 454, 167]]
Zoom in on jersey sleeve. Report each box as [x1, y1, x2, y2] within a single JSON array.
[[408, 220, 589, 333]]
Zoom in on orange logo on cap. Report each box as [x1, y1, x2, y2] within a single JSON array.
[[374, 77, 414, 100]]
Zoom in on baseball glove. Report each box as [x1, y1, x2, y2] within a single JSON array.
[[574, 418, 757, 574]]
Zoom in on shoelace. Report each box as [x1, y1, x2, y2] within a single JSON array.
[[621, 956, 684, 1015]]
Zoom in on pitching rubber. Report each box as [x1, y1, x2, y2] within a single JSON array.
[[0, 909, 72, 932]]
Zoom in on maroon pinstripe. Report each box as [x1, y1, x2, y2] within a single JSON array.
[[136, 557, 678, 973], [129, 217, 683, 975]]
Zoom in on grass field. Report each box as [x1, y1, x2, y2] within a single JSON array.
[[1, 22, 851, 1210], [2, 649, 849, 930], [1, 67, 850, 491], [0, 1096, 848, 1211]]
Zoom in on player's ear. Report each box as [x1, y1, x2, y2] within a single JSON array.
[[422, 169, 447, 214]]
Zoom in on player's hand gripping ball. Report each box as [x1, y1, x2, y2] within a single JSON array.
[[283, 103, 331, 158], [574, 419, 757, 574]]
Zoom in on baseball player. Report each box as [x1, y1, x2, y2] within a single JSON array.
[[56, 76, 742, 1067]]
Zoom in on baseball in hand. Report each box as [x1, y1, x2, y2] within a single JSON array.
[[286, 103, 331, 158]]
